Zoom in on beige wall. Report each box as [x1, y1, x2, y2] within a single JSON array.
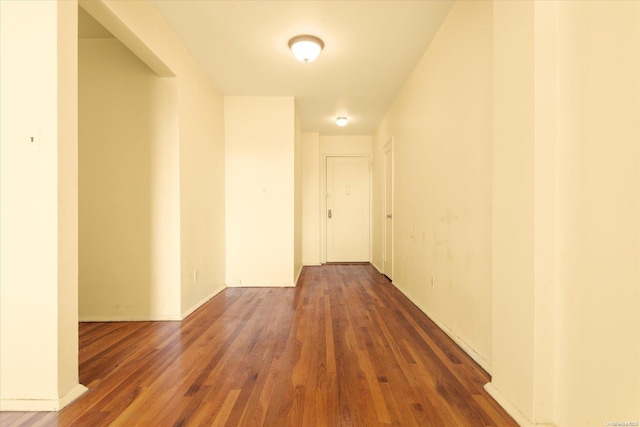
[[225, 96, 297, 287], [78, 38, 180, 320], [176, 48, 226, 317], [490, 0, 537, 420], [489, 2, 640, 426], [82, 0, 227, 318], [294, 112, 303, 282], [57, 0, 83, 405], [302, 132, 321, 265], [374, 2, 639, 425], [1, 0, 86, 410], [555, 1, 639, 424], [319, 135, 372, 157], [2, 0, 226, 409], [373, 1, 493, 371]]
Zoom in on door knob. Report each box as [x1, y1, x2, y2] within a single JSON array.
[[386, 214, 392, 219]]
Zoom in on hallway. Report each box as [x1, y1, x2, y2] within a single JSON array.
[[1, 264, 516, 426]]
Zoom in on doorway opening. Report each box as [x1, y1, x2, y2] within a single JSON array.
[[78, 6, 180, 322]]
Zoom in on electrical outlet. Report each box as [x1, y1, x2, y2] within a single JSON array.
[[430, 277, 435, 289], [192, 270, 198, 284]]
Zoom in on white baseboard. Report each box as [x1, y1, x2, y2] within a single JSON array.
[[485, 383, 529, 427], [423, 306, 492, 373], [79, 313, 182, 322], [484, 383, 557, 427], [226, 282, 295, 288], [1, 383, 88, 412], [391, 283, 492, 373], [181, 286, 225, 320]]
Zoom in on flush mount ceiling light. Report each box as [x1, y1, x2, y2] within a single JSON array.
[[336, 116, 348, 127], [288, 35, 324, 63]]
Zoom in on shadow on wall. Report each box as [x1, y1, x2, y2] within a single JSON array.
[[78, 30, 180, 321]]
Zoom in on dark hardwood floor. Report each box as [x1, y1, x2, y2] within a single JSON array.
[[1, 264, 517, 426]]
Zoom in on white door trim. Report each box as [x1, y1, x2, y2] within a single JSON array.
[[383, 137, 394, 278], [320, 154, 372, 264]]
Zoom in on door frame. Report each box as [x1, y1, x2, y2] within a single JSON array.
[[320, 154, 372, 264], [383, 138, 394, 279]]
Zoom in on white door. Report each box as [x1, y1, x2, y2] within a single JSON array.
[[326, 157, 370, 262], [383, 142, 393, 278]]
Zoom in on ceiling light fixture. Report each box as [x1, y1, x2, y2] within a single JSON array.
[[288, 35, 324, 63], [336, 116, 348, 127]]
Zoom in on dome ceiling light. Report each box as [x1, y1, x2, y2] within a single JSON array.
[[288, 35, 324, 63], [336, 116, 348, 127]]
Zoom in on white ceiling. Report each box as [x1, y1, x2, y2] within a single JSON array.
[[150, 1, 454, 135]]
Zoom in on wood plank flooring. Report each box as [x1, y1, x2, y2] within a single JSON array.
[[1, 264, 517, 426]]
